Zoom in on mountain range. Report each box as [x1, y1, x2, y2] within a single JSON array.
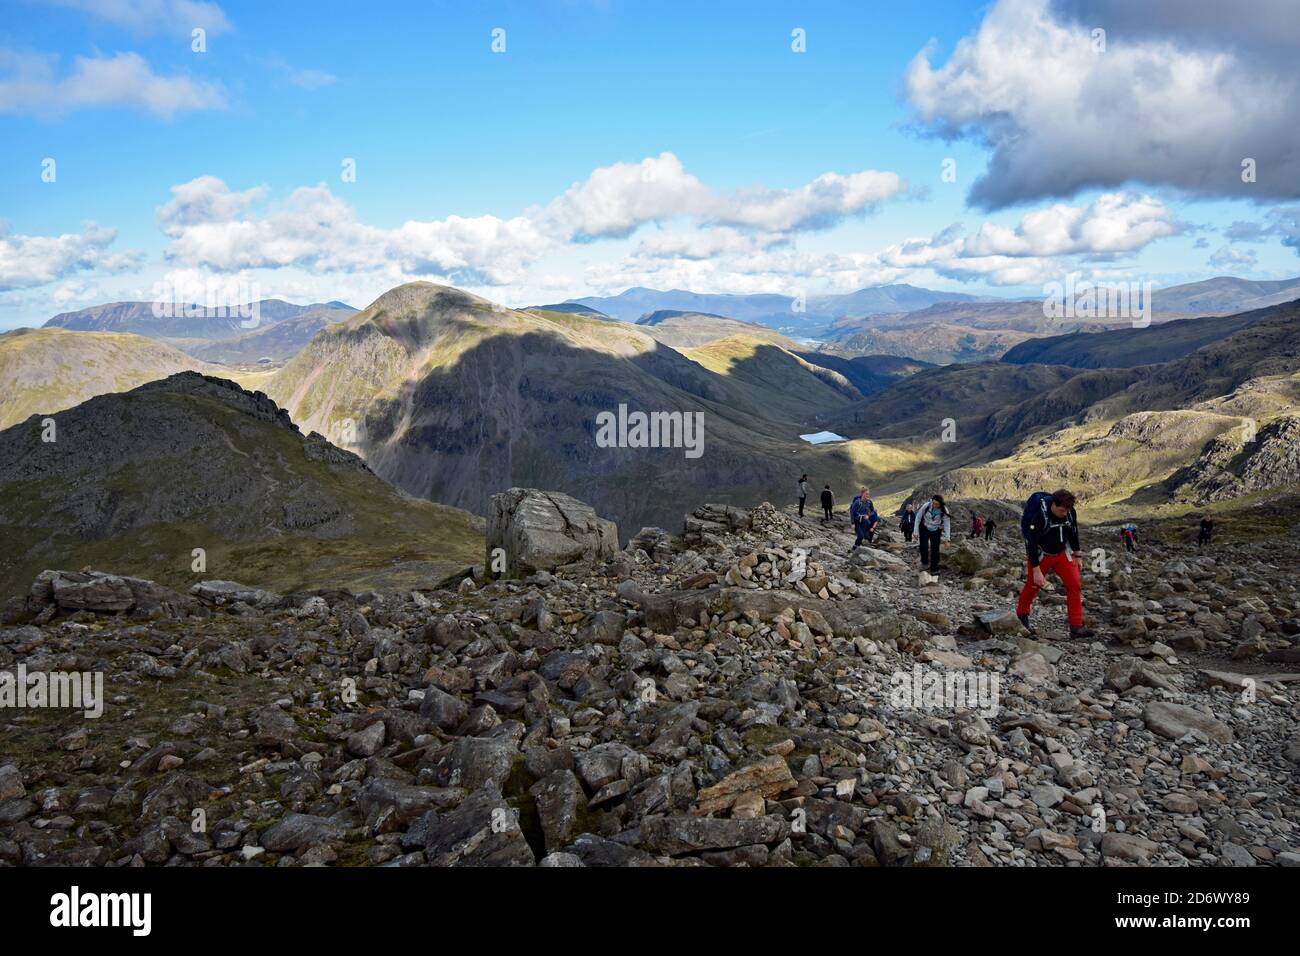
[[4, 276, 1298, 578]]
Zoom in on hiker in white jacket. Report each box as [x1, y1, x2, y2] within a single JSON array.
[[913, 494, 951, 574]]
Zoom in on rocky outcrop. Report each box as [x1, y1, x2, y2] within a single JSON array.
[[486, 488, 618, 574], [24, 570, 199, 620]]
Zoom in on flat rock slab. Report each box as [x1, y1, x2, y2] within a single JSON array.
[[693, 755, 796, 816], [640, 814, 790, 855], [1143, 701, 1233, 743]]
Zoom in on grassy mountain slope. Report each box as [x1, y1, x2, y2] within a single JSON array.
[[633, 311, 796, 349], [1000, 301, 1288, 368], [0, 371, 482, 599], [829, 322, 1036, 364], [0, 327, 213, 428]]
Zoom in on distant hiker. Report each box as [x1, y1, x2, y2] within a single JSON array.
[[1198, 516, 1214, 549], [820, 484, 834, 523], [913, 495, 950, 573], [850, 487, 878, 551], [970, 514, 985, 539], [898, 502, 916, 542], [798, 474, 809, 517], [1016, 489, 1094, 639], [984, 518, 997, 541], [1120, 523, 1137, 553]]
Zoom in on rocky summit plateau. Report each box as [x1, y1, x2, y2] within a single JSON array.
[[2, 487, 1297, 868]]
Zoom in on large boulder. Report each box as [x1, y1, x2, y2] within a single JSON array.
[[29, 570, 198, 616], [486, 488, 618, 574]]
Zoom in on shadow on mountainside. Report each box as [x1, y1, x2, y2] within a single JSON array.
[[341, 332, 872, 539]]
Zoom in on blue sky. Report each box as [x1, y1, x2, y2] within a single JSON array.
[[2, 0, 1298, 328]]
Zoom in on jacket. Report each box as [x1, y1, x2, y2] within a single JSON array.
[[849, 495, 876, 527], [1021, 492, 1080, 567], [820, 489, 833, 508], [913, 503, 950, 539]]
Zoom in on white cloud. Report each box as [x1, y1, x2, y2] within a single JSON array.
[[709, 170, 903, 232], [903, 0, 1300, 207], [159, 179, 548, 286], [610, 191, 1180, 291], [0, 220, 142, 292], [157, 176, 268, 234], [875, 192, 1178, 285], [541, 153, 711, 240], [634, 227, 788, 260], [157, 154, 908, 288], [1207, 246, 1258, 270], [47, 0, 233, 37], [540, 152, 904, 239], [0, 49, 226, 118]]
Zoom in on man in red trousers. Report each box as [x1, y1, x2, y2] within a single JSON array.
[[1016, 489, 1095, 639]]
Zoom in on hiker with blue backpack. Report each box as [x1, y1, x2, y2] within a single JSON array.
[[1015, 489, 1095, 639], [849, 487, 879, 551]]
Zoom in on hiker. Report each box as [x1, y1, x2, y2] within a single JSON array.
[[984, 518, 996, 541], [820, 484, 834, 523], [1015, 489, 1095, 639], [970, 514, 985, 539], [898, 502, 916, 542], [1120, 523, 1137, 553], [1198, 516, 1214, 549], [849, 487, 878, 551], [797, 474, 809, 517], [913, 494, 950, 573]]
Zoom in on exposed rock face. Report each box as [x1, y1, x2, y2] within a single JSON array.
[[486, 488, 618, 574], [1179, 415, 1300, 503]]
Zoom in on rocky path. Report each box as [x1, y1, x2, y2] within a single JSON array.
[[0, 492, 1296, 867]]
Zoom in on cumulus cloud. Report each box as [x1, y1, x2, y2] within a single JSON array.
[[581, 191, 1180, 293], [834, 193, 1177, 287], [0, 220, 142, 291], [158, 178, 548, 286], [158, 154, 908, 288], [156, 176, 268, 234], [0, 49, 226, 117], [541, 153, 711, 239], [707, 171, 903, 232], [902, 0, 1300, 208], [541, 152, 904, 239], [47, 0, 233, 37]]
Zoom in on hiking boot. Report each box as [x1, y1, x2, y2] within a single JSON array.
[[1017, 613, 1036, 635], [1069, 624, 1096, 639]]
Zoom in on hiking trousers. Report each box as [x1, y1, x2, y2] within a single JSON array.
[[918, 527, 942, 571], [1016, 551, 1083, 627]]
